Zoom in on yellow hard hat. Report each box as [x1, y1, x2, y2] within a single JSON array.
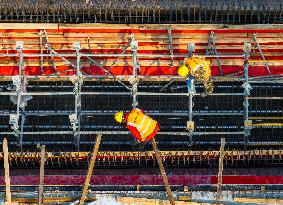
[[114, 111, 124, 123], [178, 64, 189, 77]]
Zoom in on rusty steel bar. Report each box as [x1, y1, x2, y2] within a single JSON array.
[[152, 138, 175, 205], [79, 134, 102, 205], [216, 138, 225, 202], [38, 145, 46, 205]]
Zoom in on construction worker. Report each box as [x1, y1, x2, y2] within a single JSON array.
[[178, 56, 213, 94], [114, 109, 175, 205], [114, 108, 160, 143]]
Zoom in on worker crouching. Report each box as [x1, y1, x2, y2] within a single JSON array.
[[178, 56, 214, 94], [115, 108, 160, 143]]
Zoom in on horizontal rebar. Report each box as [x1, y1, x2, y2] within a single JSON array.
[[0, 53, 244, 58], [0, 92, 244, 96], [0, 131, 245, 135], [0, 111, 244, 116], [1, 141, 281, 146]]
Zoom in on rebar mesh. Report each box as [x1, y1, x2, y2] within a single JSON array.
[[0, 81, 282, 152], [0, 0, 282, 23]]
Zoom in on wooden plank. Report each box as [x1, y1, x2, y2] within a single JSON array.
[[234, 198, 283, 204], [3, 138, 11, 205], [79, 134, 102, 205], [1, 59, 283, 67], [216, 138, 225, 202], [38, 145, 46, 205], [117, 197, 216, 205], [152, 138, 175, 205], [1, 33, 283, 43], [0, 23, 282, 30], [1, 42, 283, 51]]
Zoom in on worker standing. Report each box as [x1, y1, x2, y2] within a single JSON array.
[[114, 108, 160, 143], [114, 109, 175, 205], [178, 56, 213, 94]]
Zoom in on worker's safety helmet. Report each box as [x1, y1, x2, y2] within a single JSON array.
[[114, 111, 124, 123], [178, 64, 189, 77]]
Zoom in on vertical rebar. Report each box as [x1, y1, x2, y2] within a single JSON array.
[[16, 42, 24, 149], [131, 34, 138, 108], [39, 30, 44, 75], [243, 42, 252, 147], [168, 29, 174, 66], [74, 42, 82, 151]]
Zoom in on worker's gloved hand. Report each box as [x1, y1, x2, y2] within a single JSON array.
[[131, 138, 140, 146], [186, 76, 194, 89]]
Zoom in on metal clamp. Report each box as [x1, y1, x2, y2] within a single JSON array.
[[186, 121, 195, 132], [242, 82, 252, 95], [187, 43, 195, 58], [69, 114, 78, 132], [244, 120, 252, 136], [9, 114, 19, 131]]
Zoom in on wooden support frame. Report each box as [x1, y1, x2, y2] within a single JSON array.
[[216, 138, 225, 202], [79, 134, 102, 205], [3, 138, 11, 205], [152, 138, 175, 205], [38, 145, 46, 205]]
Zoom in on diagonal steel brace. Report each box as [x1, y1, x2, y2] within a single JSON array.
[[86, 56, 131, 91], [206, 31, 223, 76]]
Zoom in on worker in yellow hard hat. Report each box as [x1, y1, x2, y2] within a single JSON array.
[[115, 108, 160, 143], [178, 56, 213, 94], [114, 111, 124, 123]]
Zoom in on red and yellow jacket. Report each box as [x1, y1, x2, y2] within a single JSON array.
[[124, 108, 160, 142]]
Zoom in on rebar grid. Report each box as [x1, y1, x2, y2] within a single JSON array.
[[0, 0, 282, 24], [0, 80, 282, 152]]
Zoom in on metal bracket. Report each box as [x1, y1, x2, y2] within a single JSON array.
[[186, 121, 194, 132], [73, 41, 81, 51], [42, 30, 57, 71], [187, 78, 195, 143], [252, 33, 271, 75], [73, 42, 82, 151], [39, 30, 44, 75], [130, 34, 139, 109], [16, 41, 23, 50], [242, 82, 252, 95], [128, 76, 140, 85], [160, 42, 194, 92], [9, 114, 19, 133], [206, 31, 222, 76], [11, 42, 31, 150], [187, 43, 195, 57], [243, 42, 252, 145], [244, 120, 252, 136], [69, 114, 79, 132], [188, 79, 196, 95], [168, 29, 174, 66], [69, 74, 79, 85]]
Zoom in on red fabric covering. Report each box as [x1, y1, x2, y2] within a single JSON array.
[[0, 65, 282, 76], [124, 109, 159, 142], [0, 175, 282, 185]]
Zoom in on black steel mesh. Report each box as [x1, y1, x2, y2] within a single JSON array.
[[0, 0, 282, 23], [0, 81, 282, 152]]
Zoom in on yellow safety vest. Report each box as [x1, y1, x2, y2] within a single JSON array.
[[126, 109, 157, 142], [184, 57, 211, 79]]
